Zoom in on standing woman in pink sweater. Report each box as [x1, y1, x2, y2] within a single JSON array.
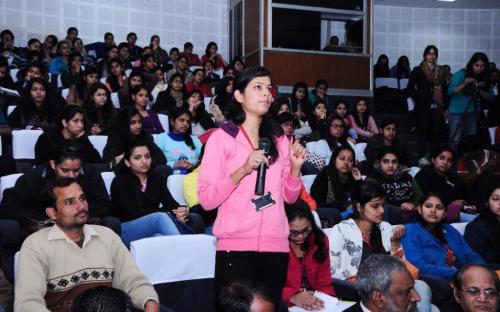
[[348, 98, 379, 142], [198, 66, 308, 308]]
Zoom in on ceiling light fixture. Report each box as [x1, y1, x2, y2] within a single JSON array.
[[437, 0, 456, 2]]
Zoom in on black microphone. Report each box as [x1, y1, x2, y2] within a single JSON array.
[[255, 138, 271, 195]]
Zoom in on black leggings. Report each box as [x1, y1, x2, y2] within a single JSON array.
[[214, 251, 289, 310]]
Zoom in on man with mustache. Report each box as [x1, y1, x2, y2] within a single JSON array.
[[344, 254, 420, 312], [453, 263, 500, 312], [14, 177, 161, 312]]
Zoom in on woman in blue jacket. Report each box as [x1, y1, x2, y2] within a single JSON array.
[[402, 193, 485, 311]]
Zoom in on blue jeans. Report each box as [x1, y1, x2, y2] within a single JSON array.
[[449, 112, 477, 153], [121, 212, 180, 248]]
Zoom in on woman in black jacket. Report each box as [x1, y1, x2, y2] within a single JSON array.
[[103, 107, 166, 171], [153, 73, 185, 114], [407, 45, 446, 163], [186, 89, 216, 136], [83, 82, 117, 135]]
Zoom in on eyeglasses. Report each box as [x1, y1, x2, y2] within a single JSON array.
[[461, 287, 499, 299], [289, 226, 312, 238]]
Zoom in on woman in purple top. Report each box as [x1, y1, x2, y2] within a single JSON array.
[[132, 84, 164, 134]]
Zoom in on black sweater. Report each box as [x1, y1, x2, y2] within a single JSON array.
[[310, 169, 360, 211], [464, 215, 500, 270], [153, 90, 179, 114], [110, 170, 178, 222], [0, 163, 111, 221], [34, 128, 102, 165], [414, 166, 466, 206], [364, 134, 414, 167]]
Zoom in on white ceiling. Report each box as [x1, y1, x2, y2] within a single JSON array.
[[373, 0, 500, 9]]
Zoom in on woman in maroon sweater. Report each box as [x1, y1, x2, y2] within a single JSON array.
[[283, 200, 336, 310]]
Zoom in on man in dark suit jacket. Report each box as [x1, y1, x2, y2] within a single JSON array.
[[343, 254, 420, 312]]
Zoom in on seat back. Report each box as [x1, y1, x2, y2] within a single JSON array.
[[110, 92, 120, 109], [88, 135, 108, 158], [61, 88, 69, 99], [7, 105, 15, 116], [375, 77, 398, 89], [130, 235, 216, 312], [10, 69, 19, 82], [167, 175, 186, 206], [301, 175, 317, 194], [353, 142, 367, 163], [0, 173, 23, 202], [100, 171, 115, 196], [450, 222, 468, 236], [158, 114, 169, 133], [399, 78, 409, 90], [204, 97, 211, 111], [12, 130, 43, 160]]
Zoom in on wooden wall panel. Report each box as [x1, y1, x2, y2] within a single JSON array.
[[245, 53, 260, 67], [264, 50, 370, 90], [244, 0, 259, 56]]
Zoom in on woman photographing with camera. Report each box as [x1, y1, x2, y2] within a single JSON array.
[[198, 67, 307, 308], [448, 52, 494, 153]]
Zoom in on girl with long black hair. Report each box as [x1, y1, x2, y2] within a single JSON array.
[[83, 82, 117, 135], [348, 97, 378, 142]]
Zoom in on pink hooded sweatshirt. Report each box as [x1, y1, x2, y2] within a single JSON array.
[[198, 123, 302, 252]]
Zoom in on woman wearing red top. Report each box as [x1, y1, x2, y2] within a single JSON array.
[[283, 200, 336, 311], [201, 42, 228, 69], [185, 68, 213, 97]]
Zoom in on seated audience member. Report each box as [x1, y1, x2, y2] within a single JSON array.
[[310, 145, 362, 226], [48, 40, 71, 75], [366, 148, 422, 224], [277, 112, 299, 142], [154, 107, 202, 171], [343, 254, 420, 312], [73, 37, 95, 67], [288, 81, 312, 123], [230, 57, 245, 73], [150, 65, 167, 100], [181, 41, 201, 66], [348, 98, 379, 142], [103, 107, 166, 171], [457, 135, 500, 207], [308, 79, 330, 109], [150, 35, 168, 66], [453, 263, 500, 312], [127, 32, 142, 62], [131, 85, 164, 134], [163, 47, 179, 72], [464, 182, 500, 270], [42, 34, 58, 64], [14, 177, 160, 312], [216, 281, 274, 312], [111, 139, 202, 247], [308, 115, 356, 170], [402, 193, 484, 310], [373, 54, 390, 78], [203, 60, 220, 87], [186, 89, 216, 136], [83, 82, 117, 135], [59, 52, 83, 89], [415, 147, 469, 222], [153, 73, 185, 114], [66, 65, 99, 107], [186, 68, 212, 97], [131, 46, 152, 69], [166, 54, 192, 83], [35, 105, 102, 165], [201, 42, 228, 69], [307, 100, 329, 137], [8, 77, 60, 130], [85, 32, 115, 61], [138, 53, 159, 91], [363, 117, 413, 169], [104, 58, 126, 92], [390, 55, 411, 79], [117, 42, 132, 70], [14, 62, 46, 94], [209, 77, 234, 124], [322, 36, 348, 53], [223, 66, 235, 78], [282, 201, 335, 310], [0, 144, 112, 238], [118, 70, 143, 108], [96, 45, 118, 79]]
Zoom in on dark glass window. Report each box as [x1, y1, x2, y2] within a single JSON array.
[[273, 0, 363, 11]]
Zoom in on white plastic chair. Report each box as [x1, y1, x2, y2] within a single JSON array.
[[167, 174, 186, 206], [214, 68, 224, 77], [301, 175, 317, 194], [305, 141, 318, 154], [56, 75, 63, 88], [10, 68, 19, 82], [110, 92, 120, 108], [450, 222, 469, 236], [88, 135, 108, 158], [88, 50, 97, 58], [0, 173, 23, 202], [399, 78, 409, 90], [204, 97, 211, 111], [353, 142, 367, 163], [189, 66, 202, 72], [125, 68, 132, 77], [0, 135, 2, 156], [375, 78, 398, 89], [158, 114, 169, 133], [61, 88, 69, 99], [99, 77, 107, 84], [7, 105, 16, 116], [100, 171, 115, 196], [12, 130, 43, 160]]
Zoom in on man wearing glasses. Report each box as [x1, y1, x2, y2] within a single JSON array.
[[453, 263, 500, 312]]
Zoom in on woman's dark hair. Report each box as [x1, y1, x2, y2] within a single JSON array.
[[83, 82, 115, 125], [395, 55, 410, 78], [185, 89, 206, 123], [117, 42, 131, 54], [68, 52, 82, 69], [477, 181, 500, 255], [334, 99, 348, 111], [166, 72, 185, 95], [291, 81, 309, 102], [431, 145, 455, 161], [351, 97, 371, 130], [285, 200, 327, 263], [230, 57, 245, 69], [192, 68, 205, 77], [325, 114, 348, 149], [315, 79, 328, 89], [375, 54, 390, 77], [114, 107, 145, 142], [352, 181, 386, 254], [19, 77, 54, 126], [417, 192, 448, 245], [124, 137, 152, 162], [376, 146, 399, 162], [379, 117, 397, 130], [205, 41, 218, 57], [130, 84, 151, 102], [465, 52, 490, 84], [423, 45, 438, 60], [77, 65, 99, 101], [56, 40, 70, 55], [223, 66, 234, 76], [169, 106, 195, 150], [277, 112, 299, 129], [326, 144, 356, 206], [214, 77, 234, 114], [150, 35, 159, 44], [45, 34, 58, 46], [127, 70, 143, 85], [70, 286, 138, 312], [59, 105, 84, 127], [225, 66, 282, 161], [105, 58, 124, 91]]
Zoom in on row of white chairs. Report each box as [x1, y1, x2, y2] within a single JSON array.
[[375, 77, 409, 90]]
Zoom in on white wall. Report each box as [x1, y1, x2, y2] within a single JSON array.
[[374, 5, 500, 72], [0, 0, 229, 59]]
